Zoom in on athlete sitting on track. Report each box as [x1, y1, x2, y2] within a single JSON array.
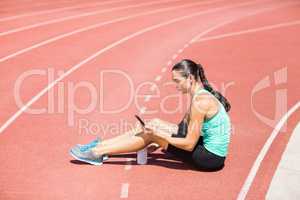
[[70, 59, 232, 171]]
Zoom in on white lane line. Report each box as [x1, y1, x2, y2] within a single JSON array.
[[155, 75, 162, 82], [0, 0, 268, 133], [189, 1, 299, 43], [190, 21, 235, 43], [0, 0, 75, 15], [237, 102, 300, 200], [120, 183, 130, 198], [196, 20, 300, 42], [0, 0, 180, 36], [0, 0, 221, 63], [0, 0, 128, 22], [265, 122, 300, 199]]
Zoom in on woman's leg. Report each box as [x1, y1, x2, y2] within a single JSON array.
[[91, 119, 176, 156], [147, 118, 178, 134], [92, 131, 156, 155], [96, 118, 177, 148], [98, 126, 140, 147]]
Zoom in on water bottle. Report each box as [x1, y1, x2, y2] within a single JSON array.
[[137, 147, 147, 165]]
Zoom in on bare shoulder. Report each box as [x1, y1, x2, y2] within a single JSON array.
[[193, 94, 213, 108], [191, 95, 211, 115], [193, 93, 219, 118]]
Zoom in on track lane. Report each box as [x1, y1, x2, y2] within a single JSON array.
[[0, 0, 218, 58], [0, 0, 129, 22], [1, 0, 253, 126], [0, 0, 140, 32], [0, 0, 114, 18], [0, 0, 199, 58]]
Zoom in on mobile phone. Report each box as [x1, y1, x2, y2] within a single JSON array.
[[135, 115, 145, 127]]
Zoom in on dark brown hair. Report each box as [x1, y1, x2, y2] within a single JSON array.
[[172, 59, 231, 112]]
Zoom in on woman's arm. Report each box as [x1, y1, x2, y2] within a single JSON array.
[[154, 96, 209, 151]]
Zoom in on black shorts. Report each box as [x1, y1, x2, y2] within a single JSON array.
[[166, 137, 226, 171]]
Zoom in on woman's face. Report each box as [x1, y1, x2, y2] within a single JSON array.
[[172, 70, 192, 94]]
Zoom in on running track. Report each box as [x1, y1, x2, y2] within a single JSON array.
[[0, 0, 299, 199]]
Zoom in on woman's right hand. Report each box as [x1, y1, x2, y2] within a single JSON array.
[[143, 125, 155, 136]]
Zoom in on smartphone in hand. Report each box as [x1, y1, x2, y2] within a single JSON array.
[[135, 115, 145, 127]]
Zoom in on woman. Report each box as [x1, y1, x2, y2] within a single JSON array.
[[70, 59, 231, 171]]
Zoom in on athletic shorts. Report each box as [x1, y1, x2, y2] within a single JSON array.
[[165, 136, 226, 171]]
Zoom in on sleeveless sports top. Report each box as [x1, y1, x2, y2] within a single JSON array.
[[193, 88, 231, 157]]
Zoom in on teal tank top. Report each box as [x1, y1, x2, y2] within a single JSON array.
[[194, 88, 231, 157]]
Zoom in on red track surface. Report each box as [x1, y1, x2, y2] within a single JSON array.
[[0, 0, 299, 199]]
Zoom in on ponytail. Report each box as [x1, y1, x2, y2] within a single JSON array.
[[197, 64, 231, 112]]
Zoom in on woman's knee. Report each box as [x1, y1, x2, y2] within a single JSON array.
[[135, 130, 167, 147], [134, 130, 153, 143]]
